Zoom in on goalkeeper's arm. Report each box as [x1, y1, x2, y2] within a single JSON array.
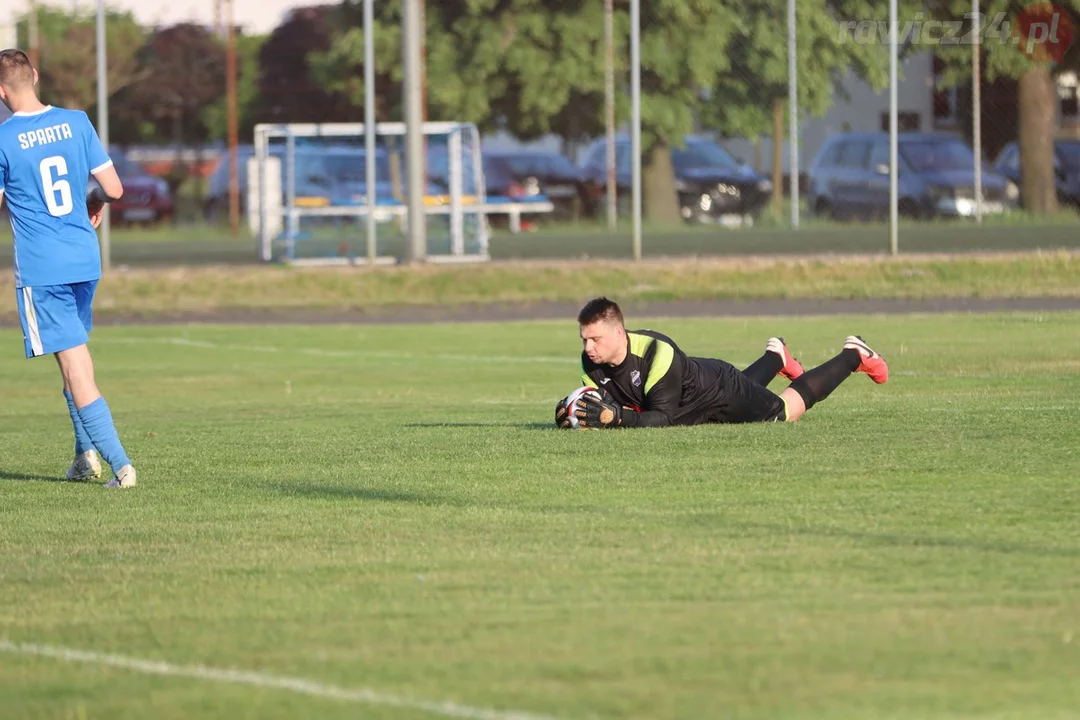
[[618, 356, 684, 428], [569, 372, 682, 430]]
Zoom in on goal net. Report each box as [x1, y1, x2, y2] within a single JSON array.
[[250, 122, 489, 264]]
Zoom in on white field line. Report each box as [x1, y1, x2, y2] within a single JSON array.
[[0, 639, 557, 720]]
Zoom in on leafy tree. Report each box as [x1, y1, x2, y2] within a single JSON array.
[[201, 33, 268, 144], [311, 1, 622, 202], [113, 24, 226, 146], [16, 6, 145, 113], [312, 0, 613, 139], [257, 5, 357, 124], [307, 1, 404, 123]]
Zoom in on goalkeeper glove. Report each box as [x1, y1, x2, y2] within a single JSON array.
[[555, 386, 619, 429], [573, 392, 623, 429], [555, 395, 571, 428]]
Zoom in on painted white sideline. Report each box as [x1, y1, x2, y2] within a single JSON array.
[[0, 639, 557, 720]]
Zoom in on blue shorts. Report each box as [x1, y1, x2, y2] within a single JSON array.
[[15, 281, 98, 359]]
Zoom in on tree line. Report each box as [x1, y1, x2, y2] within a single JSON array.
[[15, 0, 1080, 219]]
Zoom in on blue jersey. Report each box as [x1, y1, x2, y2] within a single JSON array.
[[0, 106, 111, 288]]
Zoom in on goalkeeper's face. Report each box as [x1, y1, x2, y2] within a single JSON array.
[[580, 320, 625, 365]]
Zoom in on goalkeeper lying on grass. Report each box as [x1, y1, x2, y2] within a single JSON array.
[[555, 297, 889, 430]]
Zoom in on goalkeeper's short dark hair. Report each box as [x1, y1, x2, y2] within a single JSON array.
[[578, 297, 624, 327]]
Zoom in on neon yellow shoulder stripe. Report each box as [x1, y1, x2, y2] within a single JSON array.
[[628, 333, 674, 394], [628, 333, 653, 359], [645, 341, 674, 393], [580, 359, 597, 388]]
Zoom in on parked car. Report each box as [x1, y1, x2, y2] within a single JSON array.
[[104, 154, 174, 225], [425, 148, 519, 204], [579, 135, 773, 224], [807, 132, 1019, 221], [993, 139, 1080, 208], [426, 148, 556, 229], [481, 150, 588, 219], [204, 145, 447, 223]]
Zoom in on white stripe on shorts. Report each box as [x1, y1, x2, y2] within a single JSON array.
[[22, 286, 44, 356]]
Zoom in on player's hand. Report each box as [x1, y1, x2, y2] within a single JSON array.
[[87, 189, 106, 229], [574, 393, 623, 429], [556, 386, 616, 429], [555, 396, 571, 428]]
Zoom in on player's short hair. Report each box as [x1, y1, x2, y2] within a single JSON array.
[[0, 49, 34, 90], [578, 297, 624, 327]]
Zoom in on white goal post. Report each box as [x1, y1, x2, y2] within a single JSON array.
[[251, 121, 492, 265]]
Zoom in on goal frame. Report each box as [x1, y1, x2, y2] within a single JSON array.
[[252, 121, 490, 265]]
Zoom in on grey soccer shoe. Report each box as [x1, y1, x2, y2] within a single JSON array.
[[104, 464, 137, 489], [66, 450, 102, 482]]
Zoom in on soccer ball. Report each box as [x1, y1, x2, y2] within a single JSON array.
[[563, 386, 602, 430]]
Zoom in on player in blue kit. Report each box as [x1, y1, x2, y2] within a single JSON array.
[[0, 48, 136, 488]]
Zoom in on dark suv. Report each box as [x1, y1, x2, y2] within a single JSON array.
[[993, 139, 1080, 208], [579, 135, 772, 224], [807, 132, 1018, 221]]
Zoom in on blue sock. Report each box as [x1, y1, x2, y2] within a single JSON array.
[[76, 397, 132, 471], [63, 389, 95, 455]]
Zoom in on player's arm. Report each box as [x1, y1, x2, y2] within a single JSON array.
[[619, 344, 683, 428], [576, 340, 683, 429], [83, 112, 122, 226], [86, 161, 122, 229], [89, 165, 123, 204]]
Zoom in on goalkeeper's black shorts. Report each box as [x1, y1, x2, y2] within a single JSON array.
[[692, 358, 788, 424]]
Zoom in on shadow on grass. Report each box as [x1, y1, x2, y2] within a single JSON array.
[[275, 484, 463, 507], [405, 422, 554, 430], [272, 485, 607, 517], [0, 469, 80, 484]]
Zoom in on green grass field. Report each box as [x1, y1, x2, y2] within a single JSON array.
[[1, 313, 1079, 719]]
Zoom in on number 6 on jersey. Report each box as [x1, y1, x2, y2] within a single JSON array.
[[39, 155, 73, 217]]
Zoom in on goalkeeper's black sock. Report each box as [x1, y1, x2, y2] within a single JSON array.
[[742, 352, 783, 387], [789, 349, 861, 410]]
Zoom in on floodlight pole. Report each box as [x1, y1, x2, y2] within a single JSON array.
[[973, 0, 983, 224], [95, 0, 110, 270], [604, 0, 616, 231], [403, 0, 426, 262], [226, 0, 240, 236], [889, 0, 899, 255], [364, 0, 376, 263], [787, 0, 799, 228], [630, 0, 641, 261]]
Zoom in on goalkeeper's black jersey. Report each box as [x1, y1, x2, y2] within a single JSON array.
[[579, 329, 755, 428]]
